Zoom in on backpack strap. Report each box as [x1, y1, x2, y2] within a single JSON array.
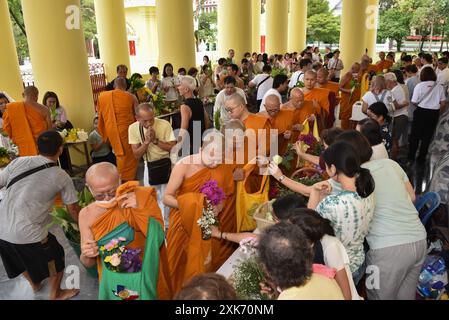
[[7, 162, 57, 189]]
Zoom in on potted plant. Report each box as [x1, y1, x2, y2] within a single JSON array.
[[47, 187, 98, 278]]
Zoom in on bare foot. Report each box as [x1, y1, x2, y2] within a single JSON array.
[[51, 289, 80, 300]]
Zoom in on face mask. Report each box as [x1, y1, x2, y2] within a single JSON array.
[[95, 197, 117, 209]]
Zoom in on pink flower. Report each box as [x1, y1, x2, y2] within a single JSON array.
[[200, 180, 226, 206], [104, 243, 114, 251], [111, 239, 119, 246], [118, 237, 126, 242], [110, 254, 121, 267]]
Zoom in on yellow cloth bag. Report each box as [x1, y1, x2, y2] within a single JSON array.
[[236, 163, 270, 232]]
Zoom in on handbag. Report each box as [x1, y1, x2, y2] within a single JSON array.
[[139, 124, 172, 185], [97, 218, 164, 300], [236, 163, 270, 232]]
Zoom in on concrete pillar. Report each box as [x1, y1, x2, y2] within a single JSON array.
[[288, 0, 308, 53], [265, 0, 288, 54]]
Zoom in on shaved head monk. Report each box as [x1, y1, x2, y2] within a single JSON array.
[[339, 62, 361, 129], [97, 77, 139, 181], [316, 68, 339, 128], [79, 162, 172, 299], [3, 86, 51, 156], [302, 71, 330, 130], [259, 94, 294, 156], [225, 93, 271, 159], [164, 132, 239, 294]]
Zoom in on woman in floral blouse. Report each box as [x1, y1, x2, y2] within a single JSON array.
[[308, 141, 375, 284]]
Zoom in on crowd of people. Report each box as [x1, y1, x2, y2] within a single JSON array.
[[0, 44, 448, 301]]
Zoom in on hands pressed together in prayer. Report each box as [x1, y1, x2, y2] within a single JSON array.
[[144, 127, 156, 145]]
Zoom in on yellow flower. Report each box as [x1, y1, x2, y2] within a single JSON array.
[[104, 256, 112, 263], [152, 94, 157, 102]]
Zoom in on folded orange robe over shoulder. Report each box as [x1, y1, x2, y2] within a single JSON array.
[[3, 102, 48, 156], [243, 114, 271, 158], [91, 181, 172, 300], [97, 90, 137, 181]]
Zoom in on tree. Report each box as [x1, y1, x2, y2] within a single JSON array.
[[307, 0, 329, 18], [81, 0, 97, 41], [307, 13, 340, 45], [377, 8, 411, 51], [194, 10, 217, 51]]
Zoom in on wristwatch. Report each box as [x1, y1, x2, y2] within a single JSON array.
[[278, 175, 286, 182], [152, 138, 159, 145]]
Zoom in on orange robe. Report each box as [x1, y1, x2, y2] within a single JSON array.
[[242, 113, 271, 160], [91, 182, 172, 300], [375, 60, 393, 73], [97, 90, 137, 181], [304, 88, 330, 131], [3, 102, 48, 156], [167, 166, 237, 294], [339, 77, 361, 130], [320, 81, 340, 96], [261, 109, 294, 157]]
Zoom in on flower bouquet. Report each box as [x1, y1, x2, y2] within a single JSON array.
[[0, 135, 18, 168], [349, 78, 361, 102], [149, 91, 167, 116], [197, 180, 226, 240], [100, 238, 142, 273], [232, 237, 274, 300], [60, 128, 89, 143]]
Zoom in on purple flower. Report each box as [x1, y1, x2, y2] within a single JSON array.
[[200, 180, 226, 206]]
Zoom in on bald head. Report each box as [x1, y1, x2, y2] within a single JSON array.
[[86, 162, 120, 189], [351, 63, 361, 74], [23, 86, 39, 102], [265, 95, 281, 117], [226, 93, 246, 107], [289, 88, 304, 109], [316, 68, 329, 85], [114, 77, 127, 90], [304, 70, 317, 90]]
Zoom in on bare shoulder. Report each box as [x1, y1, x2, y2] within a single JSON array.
[[79, 204, 103, 227]]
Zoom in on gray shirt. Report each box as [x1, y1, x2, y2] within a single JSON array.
[[0, 156, 78, 244]]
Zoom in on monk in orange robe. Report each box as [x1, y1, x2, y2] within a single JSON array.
[[79, 163, 172, 300], [302, 71, 330, 131], [339, 62, 362, 130], [375, 52, 394, 73], [3, 86, 51, 156], [258, 94, 295, 157], [97, 78, 139, 181], [164, 132, 239, 294], [224, 93, 271, 161], [316, 68, 339, 128]]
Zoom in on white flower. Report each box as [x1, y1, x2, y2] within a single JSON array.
[[60, 129, 68, 138], [76, 130, 88, 141]]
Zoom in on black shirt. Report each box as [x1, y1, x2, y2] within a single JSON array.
[[184, 98, 206, 155]]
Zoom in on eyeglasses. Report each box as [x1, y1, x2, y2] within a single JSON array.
[[225, 105, 241, 113], [87, 186, 118, 201]]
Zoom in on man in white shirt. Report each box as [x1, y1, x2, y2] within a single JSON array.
[[214, 76, 247, 124], [288, 58, 312, 89], [260, 74, 289, 113], [419, 53, 434, 76], [385, 73, 409, 160], [437, 57, 449, 97], [249, 65, 273, 112], [328, 50, 344, 82]]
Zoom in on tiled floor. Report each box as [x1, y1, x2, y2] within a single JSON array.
[[0, 225, 99, 300]]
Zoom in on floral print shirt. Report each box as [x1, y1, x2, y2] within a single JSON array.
[[380, 123, 392, 153], [316, 190, 375, 273]]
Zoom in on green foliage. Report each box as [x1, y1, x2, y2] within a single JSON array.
[[233, 256, 270, 300], [307, 12, 340, 45], [194, 10, 217, 48], [214, 109, 221, 130], [81, 0, 97, 41], [307, 0, 330, 18], [271, 67, 287, 78]]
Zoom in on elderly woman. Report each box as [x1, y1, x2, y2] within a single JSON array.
[[177, 75, 209, 156], [361, 75, 395, 114], [0, 93, 12, 130]]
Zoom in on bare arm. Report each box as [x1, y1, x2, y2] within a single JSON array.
[[334, 268, 353, 300], [163, 163, 185, 209], [156, 140, 176, 152], [131, 142, 150, 160], [204, 109, 211, 129], [339, 74, 352, 94], [178, 104, 192, 146], [362, 101, 369, 113], [211, 227, 259, 244], [79, 207, 98, 268], [270, 164, 313, 197]]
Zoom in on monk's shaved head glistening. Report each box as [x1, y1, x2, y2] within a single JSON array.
[[23, 86, 39, 102], [290, 87, 304, 100], [86, 162, 120, 189]]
